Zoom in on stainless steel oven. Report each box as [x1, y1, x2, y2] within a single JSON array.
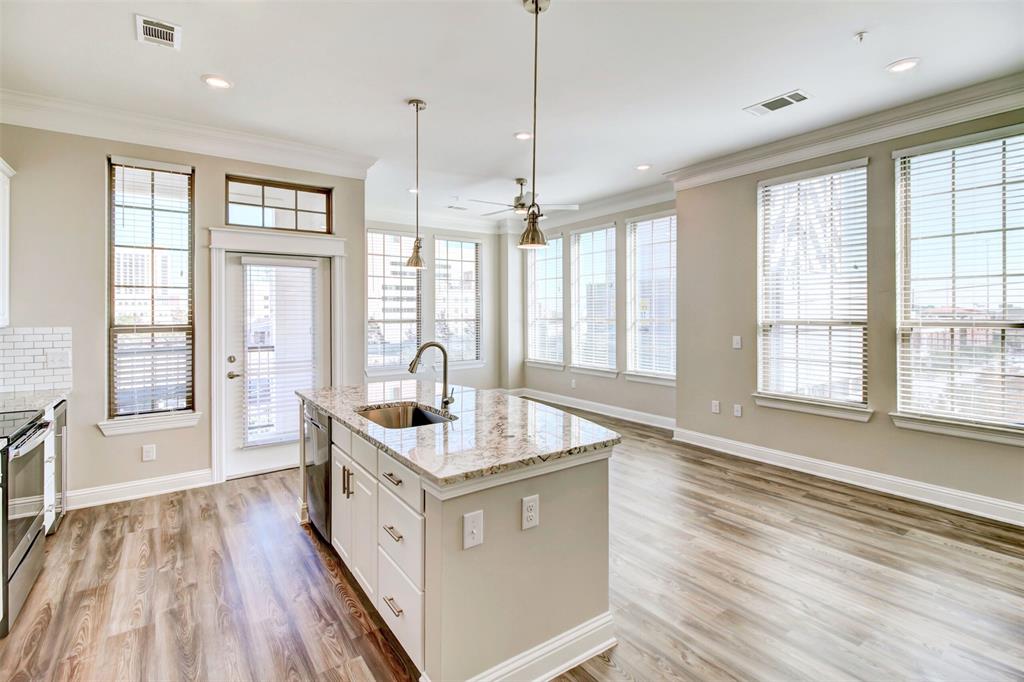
[[1, 411, 50, 637]]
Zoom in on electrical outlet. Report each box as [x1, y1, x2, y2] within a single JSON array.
[[463, 510, 484, 549], [571, 378, 577, 389], [522, 494, 539, 530], [142, 444, 157, 462], [711, 400, 721, 414], [732, 336, 742, 350], [733, 404, 743, 417], [45, 349, 71, 369]]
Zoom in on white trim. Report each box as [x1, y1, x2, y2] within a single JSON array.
[[109, 155, 192, 174], [892, 122, 1024, 159], [422, 447, 613, 501], [509, 388, 675, 432], [539, 182, 675, 230], [240, 255, 319, 268], [97, 410, 201, 436], [671, 427, 1024, 527], [623, 371, 676, 387], [757, 156, 869, 189], [666, 74, 1024, 191], [623, 208, 677, 227], [569, 366, 619, 379], [208, 226, 346, 257], [465, 610, 616, 682], [367, 208, 498, 234], [752, 393, 873, 423], [447, 359, 486, 370], [67, 468, 213, 510], [0, 158, 15, 178], [525, 359, 565, 371], [1, 89, 376, 179], [225, 463, 298, 480], [890, 413, 1024, 448], [364, 366, 414, 379]]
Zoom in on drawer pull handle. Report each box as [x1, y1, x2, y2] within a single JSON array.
[[383, 524, 404, 543], [382, 471, 403, 487], [384, 596, 403, 617]]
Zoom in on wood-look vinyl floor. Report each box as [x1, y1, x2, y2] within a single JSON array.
[[1, 407, 1022, 681]]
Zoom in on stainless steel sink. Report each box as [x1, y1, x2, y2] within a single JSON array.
[[356, 402, 456, 429]]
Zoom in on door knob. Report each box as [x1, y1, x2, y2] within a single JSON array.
[[227, 355, 237, 363], [227, 371, 242, 379]]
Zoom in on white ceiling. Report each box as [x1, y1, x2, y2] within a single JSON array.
[[2, 1, 1022, 229]]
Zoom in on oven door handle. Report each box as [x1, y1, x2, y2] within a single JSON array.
[[10, 422, 52, 460]]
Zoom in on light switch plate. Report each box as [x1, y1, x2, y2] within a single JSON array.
[[142, 444, 157, 462], [733, 404, 743, 417], [711, 400, 721, 414], [463, 510, 484, 549], [522, 494, 539, 530], [45, 349, 71, 369], [732, 336, 742, 350]]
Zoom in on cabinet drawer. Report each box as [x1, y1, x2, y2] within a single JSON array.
[[378, 484, 424, 589], [351, 433, 378, 476], [377, 547, 424, 669], [377, 450, 421, 512], [331, 420, 352, 453]]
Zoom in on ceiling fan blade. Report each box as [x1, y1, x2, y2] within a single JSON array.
[[468, 199, 514, 207], [544, 204, 580, 211], [481, 208, 513, 217]]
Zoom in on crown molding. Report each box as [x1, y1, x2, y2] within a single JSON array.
[[366, 206, 499, 234], [526, 182, 675, 231], [665, 73, 1024, 192], [0, 89, 377, 180]]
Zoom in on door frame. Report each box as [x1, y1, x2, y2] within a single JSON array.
[[209, 226, 346, 485]]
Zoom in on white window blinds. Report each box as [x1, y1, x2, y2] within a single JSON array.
[[757, 160, 868, 405], [367, 231, 421, 368], [527, 237, 563, 364], [572, 227, 616, 370], [435, 238, 482, 362], [627, 215, 676, 377], [896, 128, 1024, 428], [109, 159, 194, 418], [242, 259, 318, 446]]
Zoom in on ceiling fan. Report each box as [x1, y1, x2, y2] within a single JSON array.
[[468, 178, 578, 218]]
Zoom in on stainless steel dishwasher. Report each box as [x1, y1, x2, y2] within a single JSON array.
[[303, 403, 331, 542]]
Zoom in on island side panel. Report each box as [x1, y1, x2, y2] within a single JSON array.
[[427, 456, 611, 681]]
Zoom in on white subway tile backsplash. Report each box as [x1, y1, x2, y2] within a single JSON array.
[[0, 327, 73, 393]]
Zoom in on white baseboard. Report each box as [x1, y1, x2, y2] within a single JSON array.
[[67, 468, 214, 510], [673, 428, 1024, 527], [508, 388, 675, 431], [467, 611, 616, 682]]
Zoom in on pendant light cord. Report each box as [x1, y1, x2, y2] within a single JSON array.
[[530, 0, 539, 213], [415, 103, 420, 240]]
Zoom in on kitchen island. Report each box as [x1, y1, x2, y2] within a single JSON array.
[[297, 380, 620, 682]]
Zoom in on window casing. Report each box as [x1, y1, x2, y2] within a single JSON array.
[[571, 226, 617, 370], [757, 160, 868, 406], [367, 231, 422, 369], [627, 215, 676, 377], [109, 158, 195, 418], [896, 128, 1023, 429], [226, 175, 331, 233], [434, 238, 482, 363], [526, 236, 564, 364]]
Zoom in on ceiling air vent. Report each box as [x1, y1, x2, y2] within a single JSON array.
[[744, 90, 809, 117], [136, 15, 182, 50]]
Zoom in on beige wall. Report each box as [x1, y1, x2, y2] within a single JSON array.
[[676, 110, 1024, 505], [365, 220, 501, 390], [0, 124, 365, 491], [523, 200, 677, 419]]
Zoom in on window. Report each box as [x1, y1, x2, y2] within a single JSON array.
[[757, 160, 868, 405], [367, 231, 421, 369], [896, 128, 1023, 428], [526, 236, 563, 364], [109, 157, 194, 418], [226, 175, 331, 233], [434, 238, 482, 362], [571, 226, 616, 370], [627, 215, 676, 377]]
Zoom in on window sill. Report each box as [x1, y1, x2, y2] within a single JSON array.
[[439, 360, 486, 370], [889, 412, 1024, 447], [97, 411, 202, 437], [569, 366, 619, 379], [526, 360, 565, 371], [623, 372, 676, 387], [364, 366, 411, 378], [752, 393, 873, 423]]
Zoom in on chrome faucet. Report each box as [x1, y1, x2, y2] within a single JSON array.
[[408, 341, 455, 409]]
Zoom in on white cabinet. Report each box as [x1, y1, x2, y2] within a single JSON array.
[[0, 158, 13, 328], [331, 432, 378, 603], [331, 446, 353, 563]]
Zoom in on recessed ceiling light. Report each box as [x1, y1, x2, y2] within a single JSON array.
[[635, 164, 652, 171], [408, 187, 419, 194], [514, 132, 533, 141], [201, 74, 232, 89], [886, 58, 919, 73]]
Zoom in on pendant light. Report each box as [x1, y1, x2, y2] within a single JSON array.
[[518, 0, 549, 249], [406, 98, 427, 269]]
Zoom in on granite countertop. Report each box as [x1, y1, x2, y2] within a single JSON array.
[[298, 381, 621, 487], [0, 388, 69, 414]]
